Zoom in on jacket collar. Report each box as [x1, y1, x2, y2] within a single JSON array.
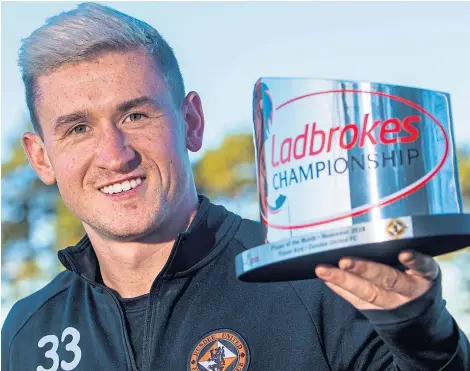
[[58, 195, 236, 283]]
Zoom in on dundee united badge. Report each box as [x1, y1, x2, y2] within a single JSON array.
[[188, 329, 250, 371], [386, 219, 407, 238]]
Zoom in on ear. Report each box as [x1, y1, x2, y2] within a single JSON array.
[[182, 91, 204, 152], [22, 132, 56, 185]]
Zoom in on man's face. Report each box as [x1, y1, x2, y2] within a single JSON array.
[[27, 50, 203, 241]]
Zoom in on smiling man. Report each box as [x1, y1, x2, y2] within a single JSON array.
[[2, 3, 469, 371]]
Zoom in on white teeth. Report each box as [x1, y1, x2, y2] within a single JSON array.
[[122, 180, 131, 191], [100, 177, 143, 194]]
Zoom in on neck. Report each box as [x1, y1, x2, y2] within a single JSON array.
[[85, 194, 199, 298]]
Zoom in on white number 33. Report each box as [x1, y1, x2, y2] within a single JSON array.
[[37, 327, 82, 371]]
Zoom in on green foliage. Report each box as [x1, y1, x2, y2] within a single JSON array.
[[17, 257, 41, 279], [192, 133, 257, 199], [55, 196, 86, 252], [1, 144, 29, 176], [1, 138, 58, 288], [458, 149, 470, 203]]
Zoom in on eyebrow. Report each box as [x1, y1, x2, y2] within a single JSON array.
[[54, 110, 90, 131], [117, 96, 163, 113], [53, 96, 163, 132]]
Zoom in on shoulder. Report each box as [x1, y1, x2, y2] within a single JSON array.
[[232, 217, 266, 249], [231, 216, 354, 309], [226, 214, 363, 333], [230, 216, 328, 299], [2, 270, 75, 346]]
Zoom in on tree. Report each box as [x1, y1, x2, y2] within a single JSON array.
[[2, 137, 59, 305], [192, 133, 257, 200]]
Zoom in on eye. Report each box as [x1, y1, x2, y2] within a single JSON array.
[[70, 124, 88, 135], [124, 113, 146, 123]]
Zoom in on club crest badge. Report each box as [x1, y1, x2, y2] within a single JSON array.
[[386, 219, 407, 238], [188, 329, 250, 371]]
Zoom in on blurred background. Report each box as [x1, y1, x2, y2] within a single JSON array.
[[2, 1, 470, 335]]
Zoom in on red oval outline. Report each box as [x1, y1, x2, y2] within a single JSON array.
[[260, 89, 450, 230]]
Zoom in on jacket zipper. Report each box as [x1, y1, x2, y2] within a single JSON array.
[[62, 233, 185, 371], [141, 233, 185, 371], [80, 275, 140, 371], [62, 251, 139, 371]]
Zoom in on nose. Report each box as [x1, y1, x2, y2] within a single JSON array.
[[94, 125, 136, 172]]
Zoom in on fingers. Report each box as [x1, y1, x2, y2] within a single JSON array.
[[398, 250, 439, 281], [315, 252, 438, 311], [322, 281, 381, 311], [315, 265, 409, 309], [336, 258, 416, 297]]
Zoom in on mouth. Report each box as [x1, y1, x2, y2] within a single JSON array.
[[99, 177, 145, 195]]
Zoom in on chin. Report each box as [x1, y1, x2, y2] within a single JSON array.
[[83, 204, 168, 241], [102, 225, 156, 242], [87, 215, 160, 242]]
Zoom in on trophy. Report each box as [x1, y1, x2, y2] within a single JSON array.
[[235, 77, 470, 282]]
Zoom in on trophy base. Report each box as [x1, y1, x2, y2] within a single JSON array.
[[236, 214, 470, 283]]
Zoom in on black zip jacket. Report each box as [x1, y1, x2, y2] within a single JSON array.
[[2, 196, 470, 370]]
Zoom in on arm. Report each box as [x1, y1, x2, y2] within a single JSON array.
[[1, 305, 16, 371], [1, 330, 10, 371], [306, 250, 470, 370], [361, 269, 469, 370]]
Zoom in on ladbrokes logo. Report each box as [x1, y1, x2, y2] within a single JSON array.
[[270, 112, 422, 192], [271, 113, 420, 167], [189, 329, 250, 371], [255, 89, 449, 229]]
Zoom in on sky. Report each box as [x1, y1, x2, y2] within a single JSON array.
[[2, 1, 470, 164]]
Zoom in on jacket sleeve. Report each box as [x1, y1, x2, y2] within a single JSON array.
[[360, 268, 470, 370], [1, 302, 21, 371], [1, 324, 10, 371], [292, 270, 470, 370]]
